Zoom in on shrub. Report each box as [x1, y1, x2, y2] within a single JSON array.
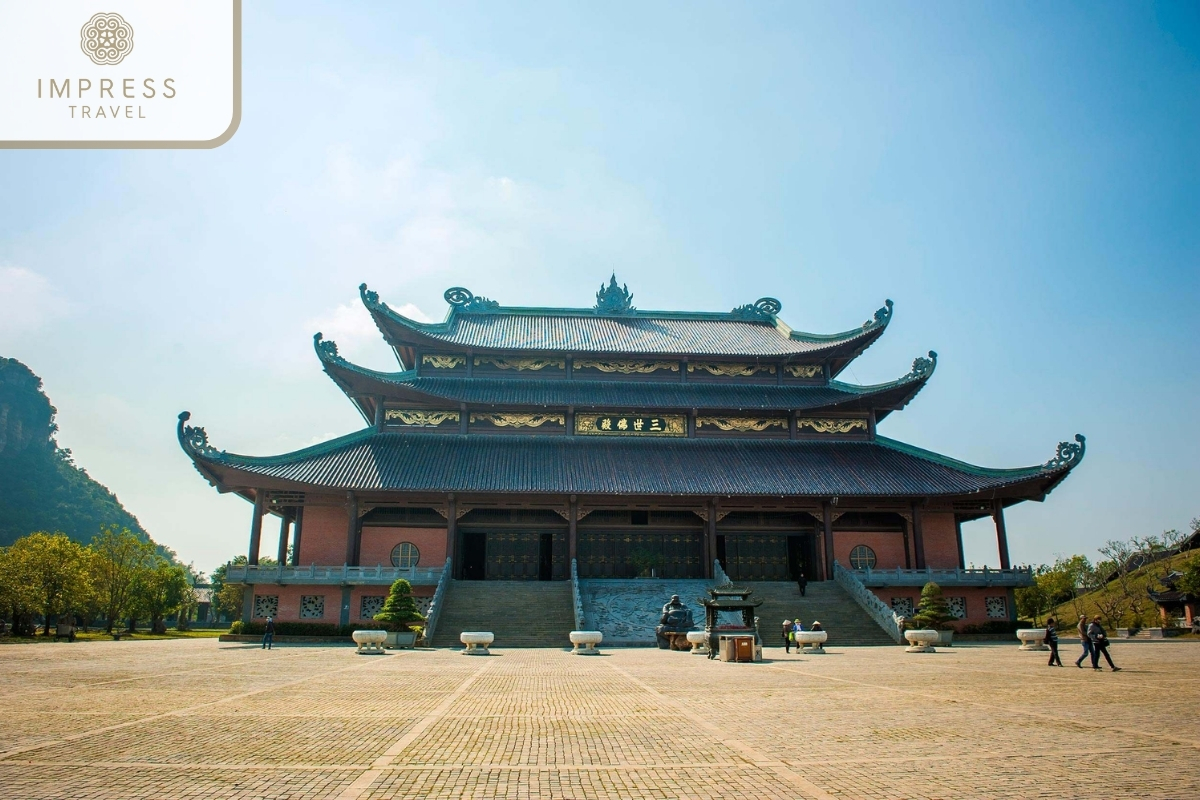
[[372, 579, 425, 631], [911, 582, 952, 630]]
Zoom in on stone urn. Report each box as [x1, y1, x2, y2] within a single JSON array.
[[569, 630, 603, 655], [685, 630, 709, 655], [1016, 628, 1048, 651], [904, 629, 939, 653], [460, 631, 494, 655], [795, 630, 828, 654], [352, 629, 387, 655]]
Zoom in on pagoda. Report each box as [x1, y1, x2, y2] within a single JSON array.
[[179, 276, 1085, 635]]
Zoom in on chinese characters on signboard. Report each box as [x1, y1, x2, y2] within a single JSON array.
[[574, 413, 686, 436]]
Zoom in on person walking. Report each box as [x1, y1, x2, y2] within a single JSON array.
[[1074, 614, 1093, 668], [1087, 617, 1120, 671], [262, 616, 275, 650], [782, 619, 793, 653], [797, 573, 808, 597], [1045, 617, 1062, 666]]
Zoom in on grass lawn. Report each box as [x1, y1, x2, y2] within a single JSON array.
[[0, 628, 226, 644]]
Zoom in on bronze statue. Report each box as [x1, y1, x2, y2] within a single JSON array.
[[655, 595, 696, 649]]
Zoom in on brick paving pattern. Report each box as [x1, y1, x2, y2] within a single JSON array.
[[0, 639, 1197, 799]]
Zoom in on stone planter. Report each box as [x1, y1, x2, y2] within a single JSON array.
[[936, 630, 954, 647], [385, 630, 418, 649], [904, 629, 939, 653], [569, 630, 603, 655], [685, 630, 709, 655], [460, 631, 494, 655], [1016, 628, 1048, 651], [352, 629, 387, 655], [795, 630, 828, 654]]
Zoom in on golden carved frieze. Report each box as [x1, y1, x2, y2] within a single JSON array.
[[474, 356, 565, 372], [422, 355, 466, 370], [796, 418, 868, 434], [384, 409, 460, 427], [575, 413, 686, 437], [470, 413, 565, 428], [687, 362, 776, 377], [785, 365, 823, 379], [574, 359, 679, 375], [696, 417, 787, 432]]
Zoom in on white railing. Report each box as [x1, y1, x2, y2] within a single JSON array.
[[570, 558, 585, 630], [422, 559, 452, 644], [855, 565, 1034, 588], [225, 563, 443, 586], [713, 559, 732, 587], [833, 561, 904, 644]]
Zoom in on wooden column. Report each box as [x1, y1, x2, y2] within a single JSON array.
[[248, 493, 265, 566], [568, 496, 578, 563], [275, 515, 291, 565], [901, 516, 912, 569], [954, 515, 965, 569], [911, 501, 926, 570], [446, 495, 458, 565], [700, 496, 710, 578], [992, 499, 1011, 570], [374, 397, 385, 430], [822, 501, 834, 580], [344, 492, 358, 566], [290, 507, 304, 566]]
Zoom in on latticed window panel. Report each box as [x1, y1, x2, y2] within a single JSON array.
[[300, 595, 325, 619], [361, 595, 385, 620], [253, 595, 278, 619], [849, 545, 877, 569], [414, 597, 433, 616], [891, 597, 914, 617], [985, 596, 1008, 619], [947, 596, 967, 619], [390, 542, 420, 569]]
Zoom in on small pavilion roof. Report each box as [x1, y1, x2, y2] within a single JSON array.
[[361, 282, 893, 372], [177, 412, 1085, 504], [314, 333, 936, 421]]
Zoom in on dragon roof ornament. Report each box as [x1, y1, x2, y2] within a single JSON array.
[[313, 332, 343, 363], [176, 411, 223, 460], [1044, 434, 1086, 471], [359, 282, 383, 311], [595, 274, 635, 315], [863, 299, 894, 331], [730, 297, 782, 322], [444, 286, 500, 313], [905, 350, 937, 380]]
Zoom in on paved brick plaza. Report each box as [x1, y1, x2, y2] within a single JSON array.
[[0, 640, 1196, 799]]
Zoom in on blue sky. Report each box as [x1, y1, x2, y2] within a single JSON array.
[[1, 2, 1197, 573]]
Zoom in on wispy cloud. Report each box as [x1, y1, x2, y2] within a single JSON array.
[[305, 296, 430, 362], [0, 265, 70, 336]]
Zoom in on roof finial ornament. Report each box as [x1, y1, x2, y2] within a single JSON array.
[[444, 286, 499, 313], [595, 274, 635, 315], [313, 332, 342, 362], [906, 350, 937, 379], [863, 299, 894, 330], [176, 411, 222, 459], [1045, 434, 1086, 470], [731, 297, 782, 321], [359, 283, 381, 309]]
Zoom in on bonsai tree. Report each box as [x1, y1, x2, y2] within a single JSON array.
[[911, 581, 953, 630], [372, 578, 425, 632]]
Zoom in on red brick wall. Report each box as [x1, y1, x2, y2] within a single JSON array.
[[296, 504, 349, 566], [359, 527, 447, 569], [871, 586, 1015, 629], [833, 531, 907, 570], [350, 585, 434, 624], [250, 583, 438, 624], [920, 512, 961, 569]]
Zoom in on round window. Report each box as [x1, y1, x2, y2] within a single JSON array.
[[849, 545, 877, 569], [390, 542, 420, 569]]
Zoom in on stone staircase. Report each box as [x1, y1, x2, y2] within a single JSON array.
[[429, 580, 576, 648], [747, 581, 897, 647]]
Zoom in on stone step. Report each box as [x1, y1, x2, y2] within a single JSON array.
[[747, 581, 897, 646], [430, 580, 576, 648]]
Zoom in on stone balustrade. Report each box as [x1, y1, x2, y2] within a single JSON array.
[[853, 565, 1035, 588], [225, 562, 444, 586]]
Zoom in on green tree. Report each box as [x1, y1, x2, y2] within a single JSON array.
[[911, 582, 952, 630], [90, 525, 156, 634], [0, 544, 38, 635], [210, 554, 276, 623], [134, 560, 191, 634], [372, 579, 425, 631], [1177, 553, 1200, 598], [6, 532, 92, 635]]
